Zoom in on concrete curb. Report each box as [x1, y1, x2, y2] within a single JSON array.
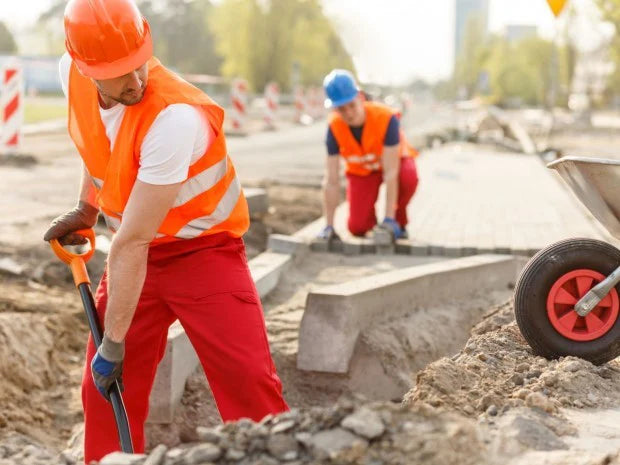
[[244, 187, 269, 219], [267, 234, 309, 258], [297, 215, 539, 258], [146, 247, 292, 424], [297, 254, 522, 374]]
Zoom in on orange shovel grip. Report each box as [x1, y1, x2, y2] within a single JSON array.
[[49, 229, 96, 287]]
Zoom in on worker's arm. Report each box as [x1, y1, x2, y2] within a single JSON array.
[[103, 180, 182, 343], [322, 155, 341, 227], [91, 180, 182, 400], [381, 144, 400, 219]]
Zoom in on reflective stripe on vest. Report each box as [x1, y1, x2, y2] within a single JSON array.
[[173, 156, 228, 208], [92, 157, 233, 235], [173, 175, 242, 239]]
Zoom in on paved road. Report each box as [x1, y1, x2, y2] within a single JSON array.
[[297, 142, 607, 256]]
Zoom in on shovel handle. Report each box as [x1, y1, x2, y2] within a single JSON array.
[[49, 229, 96, 286]]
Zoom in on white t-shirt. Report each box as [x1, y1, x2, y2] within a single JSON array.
[[59, 53, 215, 185]]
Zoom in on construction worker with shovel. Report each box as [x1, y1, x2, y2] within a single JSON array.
[[318, 70, 419, 241], [43, 0, 288, 461]]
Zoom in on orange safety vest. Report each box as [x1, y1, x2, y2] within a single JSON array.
[[67, 57, 249, 244], [328, 101, 418, 177]]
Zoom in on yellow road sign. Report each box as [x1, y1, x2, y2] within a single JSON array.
[[547, 0, 568, 17]]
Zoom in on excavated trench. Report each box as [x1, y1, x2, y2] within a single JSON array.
[[145, 252, 514, 447]]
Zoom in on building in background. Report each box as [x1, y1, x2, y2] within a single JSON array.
[[454, 0, 489, 66], [505, 25, 538, 43]]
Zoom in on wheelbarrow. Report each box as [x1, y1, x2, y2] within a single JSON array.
[[49, 229, 134, 452], [514, 157, 620, 365]]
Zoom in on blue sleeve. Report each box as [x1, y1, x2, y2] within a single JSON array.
[[326, 127, 340, 156], [383, 115, 400, 147]]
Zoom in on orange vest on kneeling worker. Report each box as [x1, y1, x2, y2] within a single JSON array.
[[328, 101, 418, 177]]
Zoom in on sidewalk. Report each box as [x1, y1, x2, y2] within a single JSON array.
[[297, 143, 605, 256]]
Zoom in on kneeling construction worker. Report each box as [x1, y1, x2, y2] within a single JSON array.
[[318, 70, 419, 240], [44, 0, 288, 461]]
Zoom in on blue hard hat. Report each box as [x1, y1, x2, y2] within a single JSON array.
[[323, 69, 359, 108]]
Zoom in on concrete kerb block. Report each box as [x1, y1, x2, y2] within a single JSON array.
[[268, 234, 309, 258], [147, 322, 199, 423], [243, 187, 269, 219], [147, 250, 292, 424], [250, 252, 293, 297], [297, 254, 521, 374]]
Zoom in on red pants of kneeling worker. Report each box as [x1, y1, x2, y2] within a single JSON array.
[[81, 233, 289, 462], [346, 156, 419, 236]]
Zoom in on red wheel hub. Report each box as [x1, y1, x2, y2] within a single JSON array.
[[547, 269, 619, 342]]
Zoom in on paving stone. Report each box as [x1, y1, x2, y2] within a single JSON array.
[[341, 408, 385, 439], [183, 444, 222, 464]]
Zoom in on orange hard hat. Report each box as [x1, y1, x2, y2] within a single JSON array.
[[64, 0, 153, 80]]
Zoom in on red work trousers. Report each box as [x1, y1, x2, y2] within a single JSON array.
[[346, 156, 419, 236], [81, 233, 289, 463]]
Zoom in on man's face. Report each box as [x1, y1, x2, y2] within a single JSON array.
[[336, 94, 365, 126], [94, 63, 149, 106]]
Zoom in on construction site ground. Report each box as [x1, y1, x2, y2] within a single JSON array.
[[0, 108, 619, 464]]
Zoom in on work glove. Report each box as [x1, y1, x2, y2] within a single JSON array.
[[43, 201, 99, 245], [317, 225, 340, 241], [91, 336, 125, 401], [380, 217, 404, 239]]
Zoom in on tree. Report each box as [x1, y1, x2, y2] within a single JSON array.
[[595, 0, 620, 96], [453, 14, 490, 99], [0, 21, 18, 54], [483, 36, 557, 107], [138, 0, 222, 74], [210, 0, 354, 91], [38, 0, 222, 74]]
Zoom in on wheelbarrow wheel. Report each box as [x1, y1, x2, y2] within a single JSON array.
[[514, 238, 620, 365]]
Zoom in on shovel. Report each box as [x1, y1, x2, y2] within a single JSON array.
[[49, 228, 134, 453]]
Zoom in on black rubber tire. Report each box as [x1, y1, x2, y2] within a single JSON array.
[[514, 238, 620, 365]]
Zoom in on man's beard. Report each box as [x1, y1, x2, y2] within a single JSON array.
[[113, 87, 146, 106], [99, 85, 146, 106]]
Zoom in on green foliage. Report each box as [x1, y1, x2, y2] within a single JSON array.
[[452, 15, 572, 107], [485, 36, 555, 106], [0, 21, 18, 54], [139, 0, 222, 75], [37, 0, 352, 91], [595, 0, 620, 96], [453, 15, 489, 99], [210, 0, 354, 91]]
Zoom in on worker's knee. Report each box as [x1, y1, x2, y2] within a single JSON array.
[[347, 220, 372, 237]]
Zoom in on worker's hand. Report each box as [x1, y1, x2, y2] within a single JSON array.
[[317, 225, 340, 241], [380, 217, 404, 239], [91, 336, 125, 401], [43, 201, 99, 245]]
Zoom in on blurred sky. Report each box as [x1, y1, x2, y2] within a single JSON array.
[[0, 0, 609, 84]]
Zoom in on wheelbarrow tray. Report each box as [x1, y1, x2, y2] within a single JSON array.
[[548, 156, 620, 240]]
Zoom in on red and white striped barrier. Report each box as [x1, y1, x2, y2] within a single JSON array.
[[0, 60, 23, 154], [230, 78, 248, 133], [263, 82, 279, 129], [294, 85, 307, 124], [308, 86, 325, 119]]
